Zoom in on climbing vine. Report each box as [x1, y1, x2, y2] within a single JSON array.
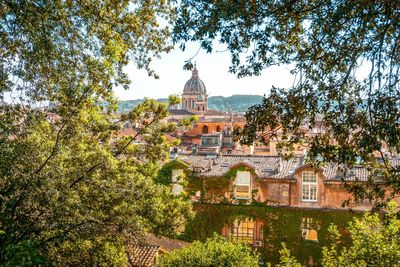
[[224, 165, 257, 180], [155, 159, 190, 185], [182, 204, 360, 266], [160, 162, 362, 265], [156, 159, 204, 198]]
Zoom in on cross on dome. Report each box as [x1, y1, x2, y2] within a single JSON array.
[[192, 62, 199, 77]]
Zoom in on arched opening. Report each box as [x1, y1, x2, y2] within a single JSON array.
[[202, 125, 208, 134], [198, 106, 200, 111], [185, 100, 188, 108], [216, 125, 221, 132], [202, 106, 205, 111]]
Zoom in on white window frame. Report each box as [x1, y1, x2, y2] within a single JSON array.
[[234, 171, 251, 200], [301, 171, 317, 202]]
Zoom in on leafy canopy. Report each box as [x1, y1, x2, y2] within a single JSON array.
[[158, 234, 259, 267], [273, 201, 400, 267], [173, 0, 400, 205], [0, 0, 193, 265], [322, 201, 400, 267]]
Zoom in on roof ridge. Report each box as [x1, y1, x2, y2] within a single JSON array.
[[178, 153, 303, 159]]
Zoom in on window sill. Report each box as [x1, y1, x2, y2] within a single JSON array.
[[234, 197, 251, 200], [301, 200, 318, 203]]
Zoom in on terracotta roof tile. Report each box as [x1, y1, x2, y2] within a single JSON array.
[[116, 128, 137, 137], [179, 154, 300, 179], [145, 234, 189, 252], [169, 109, 196, 116], [177, 154, 400, 182], [205, 109, 224, 116], [128, 244, 159, 267]]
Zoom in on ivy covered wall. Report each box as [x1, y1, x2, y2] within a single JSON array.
[[158, 161, 362, 265], [155, 159, 190, 186], [182, 204, 361, 266]]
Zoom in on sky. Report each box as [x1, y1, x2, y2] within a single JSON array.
[[116, 42, 296, 101]]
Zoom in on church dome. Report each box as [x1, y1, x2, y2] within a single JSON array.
[[183, 66, 207, 95]]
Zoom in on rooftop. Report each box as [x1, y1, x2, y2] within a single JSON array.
[[127, 244, 160, 267], [145, 234, 189, 253], [177, 154, 400, 182], [169, 109, 196, 116]]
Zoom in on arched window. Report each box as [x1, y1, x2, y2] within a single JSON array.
[[202, 125, 208, 134], [216, 125, 221, 132], [202, 106, 205, 111], [198, 106, 200, 111]]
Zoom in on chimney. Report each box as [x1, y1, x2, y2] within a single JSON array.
[[249, 143, 254, 155]]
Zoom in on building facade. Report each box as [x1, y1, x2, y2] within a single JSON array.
[[165, 153, 400, 265], [172, 154, 400, 210]]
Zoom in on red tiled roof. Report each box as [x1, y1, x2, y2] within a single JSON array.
[[127, 245, 160, 267], [116, 128, 137, 137], [145, 234, 189, 252], [169, 109, 196, 116], [177, 154, 400, 182], [205, 109, 224, 116], [179, 154, 298, 179]]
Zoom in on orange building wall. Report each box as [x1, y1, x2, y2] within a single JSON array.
[[198, 167, 400, 211], [185, 121, 245, 136]]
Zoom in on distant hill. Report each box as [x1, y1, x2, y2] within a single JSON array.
[[207, 95, 263, 113], [117, 95, 263, 113]]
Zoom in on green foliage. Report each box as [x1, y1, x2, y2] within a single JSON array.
[[158, 234, 259, 267], [47, 238, 127, 267], [322, 200, 400, 267], [174, 0, 400, 207], [0, 99, 193, 265], [201, 177, 232, 203], [3, 240, 46, 267], [178, 115, 198, 128], [183, 204, 358, 265], [224, 165, 256, 180], [168, 95, 182, 107], [156, 159, 190, 186], [156, 160, 203, 201], [272, 243, 302, 267], [0, 1, 194, 265]]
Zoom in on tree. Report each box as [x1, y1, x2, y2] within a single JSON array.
[[0, 1, 192, 265], [322, 201, 400, 267], [273, 201, 400, 266], [157, 235, 259, 267], [271, 243, 302, 267], [173, 0, 400, 206]]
